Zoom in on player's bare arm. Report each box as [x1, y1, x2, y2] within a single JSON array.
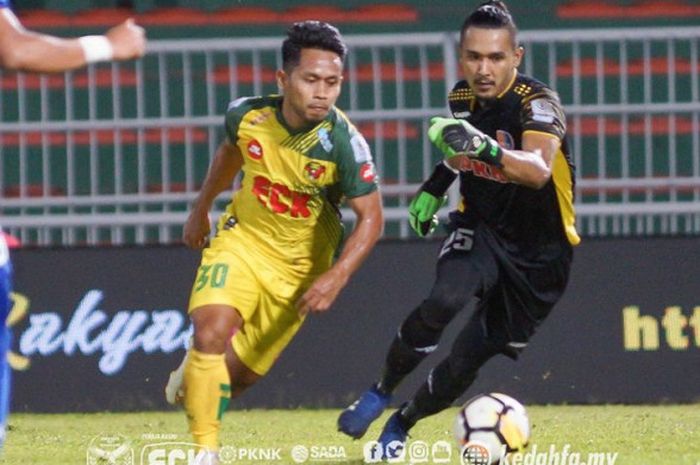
[[498, 131, 559, 189], [183, 140, 243, 249], [297, 190, 383, 315], [0, 9, 144, 72], [429, 117, 559, 190]]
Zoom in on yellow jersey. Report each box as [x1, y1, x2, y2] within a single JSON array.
[[220, 95, 378, 278]]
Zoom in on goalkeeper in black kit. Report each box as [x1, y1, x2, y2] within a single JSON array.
[[337, 0, 580, 459]]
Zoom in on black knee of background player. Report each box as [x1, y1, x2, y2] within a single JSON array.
[[378, 305, 443, 394], [401, 360, 477, 429], [400, 326, 501, 427], [420, 284, 469, 328], [400, 303, 447, 349]]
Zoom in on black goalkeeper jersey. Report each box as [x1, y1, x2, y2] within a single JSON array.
[[447, 73, 579, 262]]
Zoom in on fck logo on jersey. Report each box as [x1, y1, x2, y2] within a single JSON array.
[[252, 175, 312, 218]]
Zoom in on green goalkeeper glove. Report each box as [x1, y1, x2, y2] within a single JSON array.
[[428, 116, 504, 167], [408, 190, 447, 237]]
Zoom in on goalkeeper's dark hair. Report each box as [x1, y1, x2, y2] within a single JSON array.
[[460, 1, 519, 49], [282, 21, 347, 72]]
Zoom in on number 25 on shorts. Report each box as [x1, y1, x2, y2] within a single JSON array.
[[195, 263, 229, 291], [439, 228, 474, 258]]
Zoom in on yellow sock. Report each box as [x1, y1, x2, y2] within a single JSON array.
[[183, 349, 231, 450]]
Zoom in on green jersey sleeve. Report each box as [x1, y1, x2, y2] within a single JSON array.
[[332, 120, 379, 199], [224, 96, 254, 144]]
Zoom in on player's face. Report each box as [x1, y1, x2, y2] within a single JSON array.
[[459, 27, 523, 100], [277, 48, 344, 129]]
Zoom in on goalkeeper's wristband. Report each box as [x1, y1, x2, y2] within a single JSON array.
[[472, 135, 504, 168], [420, 161, 458, 197]]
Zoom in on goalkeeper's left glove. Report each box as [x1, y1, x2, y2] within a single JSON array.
[[428, 116, 504, 167], [409, 190, 447, 237]]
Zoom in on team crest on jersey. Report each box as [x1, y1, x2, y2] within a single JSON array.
[[360, 162, 376, 183], [304, 161, 327, 181], [496, 130, 515, 150], [247, 139, 263, 160], [317, 127, 334, 152]]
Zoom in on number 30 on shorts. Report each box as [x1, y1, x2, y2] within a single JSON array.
[[195, 263, 229, 291], [439, 227, 474, 258]]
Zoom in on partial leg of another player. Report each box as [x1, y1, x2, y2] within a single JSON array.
[[338, 249, 487, 440], [376, 310, 501, 457]]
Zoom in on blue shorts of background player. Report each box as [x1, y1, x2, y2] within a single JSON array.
[[0, 233, 13, 449]]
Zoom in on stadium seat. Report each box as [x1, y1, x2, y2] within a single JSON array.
[[0, 68, 138, 91], [558, 0, 700, 19], [71, 8, 133, 27], [557, 57, 700, 77], [574, 116, 695, 136], [281, 6, 348, 23], [348, 4, 419, 23], [210, 65, 277, 85], [146, 182, 193, 193], [353, 62, 444, 82], [0, 128, 208, 147], [16, 9, 70, 29], [356, 121, 419, 140], [208, 7, 279, 25], [138, 7, 210, 26], [2, 184, 65, 198]]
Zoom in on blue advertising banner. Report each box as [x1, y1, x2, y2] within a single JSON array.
[[7, 238, 700, 412]]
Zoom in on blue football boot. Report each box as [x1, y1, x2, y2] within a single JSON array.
[[378, 410, 410, 461], [337, 384, 391, 439]]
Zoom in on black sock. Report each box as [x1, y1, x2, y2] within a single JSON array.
[[400, 361, 478, 427], [376, 336, 430, 395]]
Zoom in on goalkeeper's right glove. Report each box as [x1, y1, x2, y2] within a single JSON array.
[[409, 190, 447, 237]]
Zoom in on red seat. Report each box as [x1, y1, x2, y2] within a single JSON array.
[[557, 57, 700, 77], [0, 128, 208, 148], [72, 8, 133, 27], [348, 4, 419, 23], [139, 7, 210, 26], [208, 7, 279, 25], [2, 184, 66, 198], [353, 62, 444, 82], [210, 65, 277, 85], [572, 116, 695, 136], [558, 0, 700, 19], [356, 121, 419, 140], [16, 9, 70, 29], [281, 6, 348, 23]]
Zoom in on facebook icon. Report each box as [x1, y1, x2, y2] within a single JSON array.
[[363, 441, 383, 463]]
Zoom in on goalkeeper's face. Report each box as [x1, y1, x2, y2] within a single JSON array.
[[459, 27, 523, 100], [277, 48, 344, 129]]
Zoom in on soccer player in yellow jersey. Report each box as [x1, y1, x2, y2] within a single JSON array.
[[166, 21, 383, 463]]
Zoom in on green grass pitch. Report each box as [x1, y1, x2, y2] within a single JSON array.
[[2, 405, 699, 464]]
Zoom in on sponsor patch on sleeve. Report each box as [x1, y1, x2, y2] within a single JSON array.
[[360, 162, 376, 183], [530, 98, 556, 124], [350, 133, 373, 163]]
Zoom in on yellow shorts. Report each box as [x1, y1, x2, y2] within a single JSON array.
[[188, 228, 316, 376]]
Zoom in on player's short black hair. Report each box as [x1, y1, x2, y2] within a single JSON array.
[[460, 1, 519, 49], [281, 21, 347, 73]]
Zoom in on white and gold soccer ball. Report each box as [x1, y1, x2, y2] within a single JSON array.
[[454, 393, 530, 465]]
